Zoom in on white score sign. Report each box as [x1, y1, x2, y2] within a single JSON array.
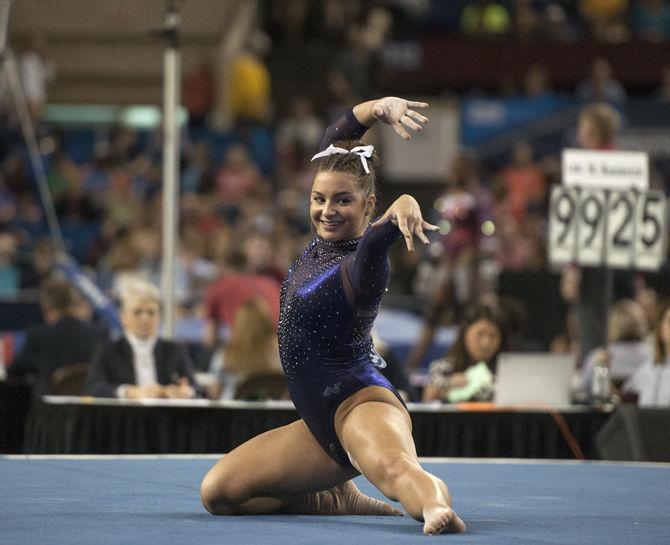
[[550, 149, 667, 271], [562, 149, 649, 190]]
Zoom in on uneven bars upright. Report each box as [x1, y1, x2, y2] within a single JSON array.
[[160, 0, 181, 339]]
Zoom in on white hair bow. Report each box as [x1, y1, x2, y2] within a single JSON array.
[[310, 144, 374, 174]]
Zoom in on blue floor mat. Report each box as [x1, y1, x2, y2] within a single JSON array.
[[1, 457, 669, 545]]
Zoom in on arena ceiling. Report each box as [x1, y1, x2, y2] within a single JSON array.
[[6, 0, 242, 104]]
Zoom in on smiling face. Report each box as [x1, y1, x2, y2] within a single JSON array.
[[310, 171, 376, 241]]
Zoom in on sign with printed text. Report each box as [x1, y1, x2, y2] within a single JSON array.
[[562, 149, 649, 190], [550, 150, 666, 271]]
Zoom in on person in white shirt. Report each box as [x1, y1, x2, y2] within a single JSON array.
[[623, 300, 670, 407], [85, 279, 195, 398]]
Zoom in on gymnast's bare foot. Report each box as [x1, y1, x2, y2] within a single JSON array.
[[423, 505, 466, 535], [283, 480, 403, 516]]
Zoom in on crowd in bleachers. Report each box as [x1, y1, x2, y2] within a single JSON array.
[[2, 0, 670, 406]]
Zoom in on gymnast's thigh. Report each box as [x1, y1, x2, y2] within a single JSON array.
[[201, 419, 359, 502]]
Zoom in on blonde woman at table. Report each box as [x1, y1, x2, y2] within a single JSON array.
[[85, 278, 195, 399], [200, 97, 466, 535]]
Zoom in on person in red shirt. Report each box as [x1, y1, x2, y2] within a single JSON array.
[[203, 271, 280, 349]]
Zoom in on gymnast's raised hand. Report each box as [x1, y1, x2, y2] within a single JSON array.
[[368, 96, 429, 140], [373, 194, 439, 253]]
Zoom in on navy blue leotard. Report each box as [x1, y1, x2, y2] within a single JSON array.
[[278, 109, 404, 466]]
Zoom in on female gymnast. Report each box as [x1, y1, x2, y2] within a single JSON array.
[[200, 96, 466, 535]]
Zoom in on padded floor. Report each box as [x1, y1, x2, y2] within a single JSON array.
[[1, 456, 669, 544]]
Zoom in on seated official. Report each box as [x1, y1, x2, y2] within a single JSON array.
[[7, 276, 109, 398], [85, 278, 195, 399]]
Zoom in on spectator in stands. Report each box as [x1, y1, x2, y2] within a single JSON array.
[[20, 238, 57, 290], [85, 278, 195, 399], [208, 297, 284, 400], [175, 228, 219, 304], [0, 230, 22, 296], [215, 144, 267, 215], [0, 177, 17, 225], [513, 0, 541, 40], [428, 150, 494, 302], [203, 254, 281, 349], [276, 96, 325, 170], [621, 298, 670, 406], [577, 58, 627, 107], [265, 0, 311, 49], [631, 0, 670, 42], [181, 141, 214, 194], [321, 0, 363, 43], [493, 211, 546, 273], [228, 31, 272, 127], [241, 229, 285, 284], [575, 299, 652, 402], [542, 3, 579, 41], [423, 303, 506, 403], [183, 57, 215, 131], [405, 151, 495, 369], [18, 31, 55, 123], [579, 0, 630, 42], [523, 64, 553, 99], [104, 168, 144, 230], [496, 141, 547, 225], [325, 67, 360, 123], [127, 226, 161, 284], [460, 0, 511, 36], [7, 276, 108, 398], [54, 166, 101, 224], [96, 235, 144, 295], [330, 12, 388, 102]]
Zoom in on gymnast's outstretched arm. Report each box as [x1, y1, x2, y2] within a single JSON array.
[[344, 195, 438, 302], [318, 97, 429, 151]]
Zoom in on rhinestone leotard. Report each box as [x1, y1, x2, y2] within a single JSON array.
[[278, 214, 403, 466]]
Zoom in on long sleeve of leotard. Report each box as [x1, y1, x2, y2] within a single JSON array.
[[343, 218, 402, 302], [318, 108, 370, 151]]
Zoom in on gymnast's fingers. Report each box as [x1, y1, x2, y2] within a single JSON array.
[[422, 220, 440, 231], [400, 115, 423, 132], [414, 223, 430, 245], [397, 217, 414, 252], [406, 101, 429, 109], [392, 121, 411, 140], [406, 109, 429, 125]]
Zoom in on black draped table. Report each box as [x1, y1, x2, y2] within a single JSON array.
[[0, 380, 32, 454], [23, 397, 611, 459]]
